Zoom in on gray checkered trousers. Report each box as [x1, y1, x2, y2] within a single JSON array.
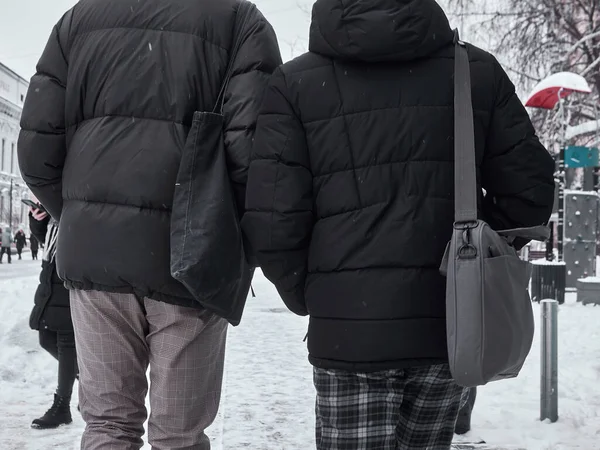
[[314, 364, 466, 450], [71, 290, 227, 450]]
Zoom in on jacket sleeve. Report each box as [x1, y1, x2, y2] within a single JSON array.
[[242, 68, 313, 316], [17, 12, 72, 221], [481, 59, 556, 248], [29, 213, 50, 245], [223, 6, 282, 218]]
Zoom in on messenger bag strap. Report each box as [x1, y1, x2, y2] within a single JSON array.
[[454, 30, 478, 224], [213, 0, 255, 114]]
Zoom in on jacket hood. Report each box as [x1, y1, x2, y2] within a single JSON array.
[[309, 0, 454, 62]]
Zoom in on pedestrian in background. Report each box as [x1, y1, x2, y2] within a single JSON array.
[[30, 232, 40, 260], [0, 226, 12, 264], [15, 229, 27, 260], [29, 206, 78, 429]]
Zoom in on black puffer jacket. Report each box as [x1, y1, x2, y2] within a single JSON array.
[[18, 0, 281, 307], [243, 0, 556, 371], [15, 231, 27, 251], [30, 235, 39, 253], [29, 215, 72, 332]]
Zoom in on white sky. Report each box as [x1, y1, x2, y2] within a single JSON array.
[[0, 0, 312, 80], [0, 0, 464, 82]]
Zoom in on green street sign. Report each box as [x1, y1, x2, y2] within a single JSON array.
[[565, 146, 599, 168]]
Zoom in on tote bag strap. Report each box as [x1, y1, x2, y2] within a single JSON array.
[[213, 0, 255, 114], [453, 30, 478, 225]]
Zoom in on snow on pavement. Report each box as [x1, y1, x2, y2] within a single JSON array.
[[1, 262, 600, 449], [0, 258, 40, 281], [0, 265, 313, 450]]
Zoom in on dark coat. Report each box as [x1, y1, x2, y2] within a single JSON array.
[[243, 0, 556, 372], [30, 235, 39, 253], [15, 231, 27, 250], [28, 215, 72, 332], [18, 0, 281, 306], [18, 0, 281, 308]]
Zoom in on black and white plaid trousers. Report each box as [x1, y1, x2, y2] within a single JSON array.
[[314, 364, 465, 450]]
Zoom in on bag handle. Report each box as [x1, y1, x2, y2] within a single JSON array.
[[498, 226, 550, 243], [453, 30, 478, 225], [213, 0, 255, 114]]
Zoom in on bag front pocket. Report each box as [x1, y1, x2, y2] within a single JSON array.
[[482, 255, 534, 380]]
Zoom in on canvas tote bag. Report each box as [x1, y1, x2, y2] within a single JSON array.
[[170, 1, 255, 326], [440, 32, 550, 387]]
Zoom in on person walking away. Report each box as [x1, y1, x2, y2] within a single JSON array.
[[28, 207, 78, 429], [18, 0, 281, 448], [15, 229, 27, 260], [242, 0, 556, 448], [0, 226, 12, 264], [30, 231, 40, 260]]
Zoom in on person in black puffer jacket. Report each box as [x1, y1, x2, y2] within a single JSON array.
[[14, 229, 27, 260], [242, 0, 555, 448], [29, 207, 77, 430], [18, 0, 281, 447], [30, 232, 39, 260]]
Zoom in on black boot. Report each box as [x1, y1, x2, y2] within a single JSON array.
[[31, 394, 72, 429], [455, 387, 477, 435]]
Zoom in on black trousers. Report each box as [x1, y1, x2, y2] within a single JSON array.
[[0, 247, 11, 263], [39, 329, 78, 399], [456, 387, 477, 432], [32, 250, 38, 260]]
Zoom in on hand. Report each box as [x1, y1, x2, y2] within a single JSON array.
[[31, 207, 49, 221]]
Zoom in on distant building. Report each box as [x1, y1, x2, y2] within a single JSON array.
[[0, 61, 30, 229]]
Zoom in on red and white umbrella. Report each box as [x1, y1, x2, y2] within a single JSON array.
[[525, 72, 592, 110]]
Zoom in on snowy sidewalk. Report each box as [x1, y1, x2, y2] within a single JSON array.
[[1, 267, 600, 449]]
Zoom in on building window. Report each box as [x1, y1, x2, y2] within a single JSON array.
[[1, 139, 5, 171], [11, 142, 15, 174]]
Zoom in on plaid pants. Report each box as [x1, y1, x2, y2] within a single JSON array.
[[314, 364, 465, 450], [71, 290, 228, 450]]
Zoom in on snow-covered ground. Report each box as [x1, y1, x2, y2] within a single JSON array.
[[1, 260, 600, 449]]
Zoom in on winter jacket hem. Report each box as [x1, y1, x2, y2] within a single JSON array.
[[308, 356, 448, 373], [63, 280, 199, 310], [306, 316, 448, 372]]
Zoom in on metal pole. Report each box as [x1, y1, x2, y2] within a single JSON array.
[[557, 148, 565, 261], [541, 299, 558, 423], [584, 167, 594, 191], [8, 178, 13, 230], [545, 223, 554, 261], [557, 88, 566, 263]]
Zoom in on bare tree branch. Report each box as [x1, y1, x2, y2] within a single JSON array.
[[447, 0, 600, 151]]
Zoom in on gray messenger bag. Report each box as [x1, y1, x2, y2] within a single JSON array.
[[440, 32, 550, 387]]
